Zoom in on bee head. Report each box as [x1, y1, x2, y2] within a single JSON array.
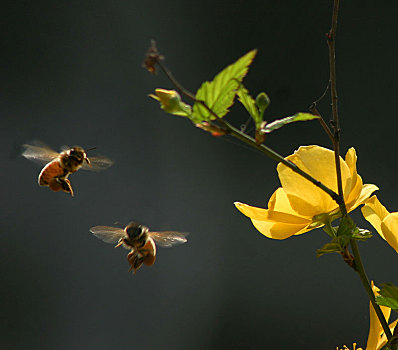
[[68, 147, 87, 164], [125, 222, 148, 240]]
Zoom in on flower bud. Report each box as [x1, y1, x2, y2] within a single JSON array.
[[149, 88, 192, 117], [255, 92, 270, 113], [152, 89, 181, 112]]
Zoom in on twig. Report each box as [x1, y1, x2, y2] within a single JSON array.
[[327, 0, 347, 216], [350, 239, 393, 343], [326, 0, 392, 341]]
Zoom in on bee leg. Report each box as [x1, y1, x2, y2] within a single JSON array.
[[114, 239, 124, 248], [127, 251, 144, 274], [49, 178, 63, 192], [59, 178, 74, 197]]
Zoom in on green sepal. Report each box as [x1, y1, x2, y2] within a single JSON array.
[[261, 113, 319, 134], [316, 242, 343, 257], [191, 50, 257, 123], [316, 235, 350, 257], [376, 283, 398, 312], [336, 215, 356, 237]]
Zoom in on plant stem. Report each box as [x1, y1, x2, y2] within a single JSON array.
[[350, 239, 393, 342], [326, 0, 391, 340], [327, 0, 347, 217]]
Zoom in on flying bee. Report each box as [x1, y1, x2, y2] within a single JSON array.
[[22, 141, 113, 196], [90, 222, 188, 274]]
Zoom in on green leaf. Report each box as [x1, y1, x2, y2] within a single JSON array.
[[316, 235, 350, 257], [376, 283, 398, 311], [262, 113, 319, 134], [351, 227, 373, 241], [376, 296, 398, 311], [191, 50, 257, 122], [237, 85, 261, 127], [316, 242, 343, 257]]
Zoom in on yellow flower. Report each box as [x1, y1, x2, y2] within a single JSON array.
[[235, 145, 378, 239], [336, 344, 363, 350], [361, 196, 398, 253], [365, 282, 398, 350]]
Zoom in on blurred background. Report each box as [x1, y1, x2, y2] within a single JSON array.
[[1, 1, 397, 349]]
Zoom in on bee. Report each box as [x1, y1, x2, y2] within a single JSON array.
[[90, 222, 188, 273], [22, 141, 113, 196]]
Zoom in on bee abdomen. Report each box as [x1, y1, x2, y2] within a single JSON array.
[[38, 160, 64, 186]]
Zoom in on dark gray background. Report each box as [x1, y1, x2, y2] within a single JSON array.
[[1, 1, 397, 349]]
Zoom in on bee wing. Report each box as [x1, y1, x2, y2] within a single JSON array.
[[90, 226, 127, 245], [22, 142, 60, 164], [59, 144, 71, 152], [148, 231, 188, 248], [81, 155, 114, 171]]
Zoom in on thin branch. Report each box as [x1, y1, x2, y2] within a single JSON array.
[[309, 105, 334, 143], [326, 1, 392, 341], [350, 239, 393, 342], [327, 0, 347, 216]]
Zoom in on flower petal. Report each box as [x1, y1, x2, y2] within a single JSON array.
[[361, 196, 389, 240], [366, 282, 392, 350], [250, 219, 311, 239], [381, 213, 398, 253], [268, 187, 308, 216], [277, 146, 351, 217], [348, 183, 378, 211], [234, 202, 310, 225]]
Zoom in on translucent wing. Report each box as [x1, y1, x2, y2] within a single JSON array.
[[60, 145, 71, 152], [149, 231, 188, 248], [90, 226, 127, 245], [22, 142, 59, 164], [81, 155, 114, 172]]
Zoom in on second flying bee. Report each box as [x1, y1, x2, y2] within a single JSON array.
[[90, 222, 188, 273]]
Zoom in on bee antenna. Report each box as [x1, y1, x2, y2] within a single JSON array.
[[85, 146, 97, 152]]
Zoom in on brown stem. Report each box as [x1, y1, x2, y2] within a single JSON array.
[[309, 105, 334, 143], [327, 0, 347, 217], [326, 1, 391, 342]]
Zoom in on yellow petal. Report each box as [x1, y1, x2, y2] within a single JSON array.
[[268, 188, 301, 215], [348, 184, 378, 211], [250, 218, 311, 239], [375, 319, 398, 350], [361, 196, 389, 240], [343, 148, 360, 202], [234, 202, 310, 225], [277, 146, 351, 216], [380, 213, 398, 253]]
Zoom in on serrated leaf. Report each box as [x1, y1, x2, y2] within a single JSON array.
[[191, 50, 257, 122], [262, 113, 319, 134], [376, 284, 398, 311], [237, 85, 261, 127]]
